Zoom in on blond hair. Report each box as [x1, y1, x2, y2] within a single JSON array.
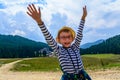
[[56, 26, 76, 43]]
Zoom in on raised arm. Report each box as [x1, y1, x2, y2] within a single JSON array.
[[74, 6, 87, 47], [27, 4, 59, 53]]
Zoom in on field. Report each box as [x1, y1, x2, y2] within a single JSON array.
[[82, 54, 120, 70], [11, 54, 120, 71], [11, 57, 60, 71], [0, 54, 120, 80]]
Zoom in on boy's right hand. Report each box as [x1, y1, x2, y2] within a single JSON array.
[[27, 4, 43, 25]]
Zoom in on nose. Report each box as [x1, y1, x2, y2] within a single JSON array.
[[65, 38, 70, 40]]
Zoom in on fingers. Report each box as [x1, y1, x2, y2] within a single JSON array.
[[26, 11, 32, 17], [38, 7, 41, 15], [26, 4, 42, 24], [26, 5, 33, 17], [84, 5, 86, 9], [32, 4, 37, 12], [27, 4, 38, 14], [27, 4, 34, 13], [26, 5, 31, 14], [83, 5, 87, 12], [81, 5, 87, 20], [83, 5, 87, 15]]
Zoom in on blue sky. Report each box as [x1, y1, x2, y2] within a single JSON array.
[[0, 0, 120, 45]]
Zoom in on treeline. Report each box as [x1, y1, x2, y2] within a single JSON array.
[[0, 34, 120, 58], [80, 34, 120, 54], [0, 35, 52, 58]]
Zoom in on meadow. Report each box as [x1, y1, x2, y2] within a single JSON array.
[[10, 54, 120, 72], [82, 54, 120, 70], [11, 57, 60, 72]]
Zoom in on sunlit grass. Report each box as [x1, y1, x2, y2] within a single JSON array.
[[82, 54, 120, 70], [11, 54, 120, 72], [12, 57, 60, 72], [82, 54, 120, 59]]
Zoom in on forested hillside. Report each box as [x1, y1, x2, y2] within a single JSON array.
[[0, 34, 120, 58], [0, 34, 52, 58], [81, 34, 120, 54]]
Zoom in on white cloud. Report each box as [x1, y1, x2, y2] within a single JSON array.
[[0, 0, 46, 15], [0, 0, 37, 5], [86, 0, 120, 29], [41, 0, 83, 26], [39, 0, 120, 31], [0, 0, 120, 44], [11, 30, 26, 36], [82, 29, 107, 44]]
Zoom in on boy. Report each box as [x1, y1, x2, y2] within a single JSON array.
[[27, 4, 91, 80]]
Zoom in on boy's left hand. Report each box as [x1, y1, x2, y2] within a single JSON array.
[[81, 6, 87, 20]]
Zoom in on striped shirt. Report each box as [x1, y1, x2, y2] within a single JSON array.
[[38, 20, 85, 74]]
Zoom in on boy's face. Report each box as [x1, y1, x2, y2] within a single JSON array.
[[59, 31, 73, 48]]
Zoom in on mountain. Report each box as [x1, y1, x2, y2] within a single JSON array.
[[80, 34, 120, 54], [81, 39, 104, 49], [0, 34, 52, 58]]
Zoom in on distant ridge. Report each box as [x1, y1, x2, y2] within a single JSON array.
[[80, 34, 120, 54], [81, 39, 104, 49]]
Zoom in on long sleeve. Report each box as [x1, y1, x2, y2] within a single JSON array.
[[38, 23, 59, 53], [73, 20, 85, 47]]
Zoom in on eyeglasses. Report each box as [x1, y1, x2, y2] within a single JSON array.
[[59, 35, 72, 39]]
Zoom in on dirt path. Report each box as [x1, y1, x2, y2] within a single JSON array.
[[0, 59, 120, 80], [0, 59, 23, 73]]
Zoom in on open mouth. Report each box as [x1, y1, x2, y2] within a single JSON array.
[[64, 42, 70, 45]]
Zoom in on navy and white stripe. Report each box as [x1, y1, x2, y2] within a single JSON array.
[[39, 20, 85, 74]]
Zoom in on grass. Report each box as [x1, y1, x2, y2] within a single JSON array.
[[0, 58, 20, 67], [82, 54, 120, 70], [11, 54, 120, 72], [12, 57, 60, 72], [82, 54, 119, 59]]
